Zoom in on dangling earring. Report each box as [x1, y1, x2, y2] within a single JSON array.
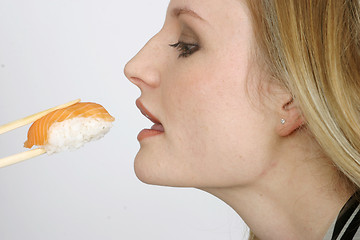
[[281, 119, 286, 125]]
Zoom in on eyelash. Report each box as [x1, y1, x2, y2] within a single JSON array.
[[169, 41, 200, 58]]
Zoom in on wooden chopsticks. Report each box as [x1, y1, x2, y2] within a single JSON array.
[[0, 148, 47, 168], [0, 99, 81, 135], [0, 99, 81, 168]]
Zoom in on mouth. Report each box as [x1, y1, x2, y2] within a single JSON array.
[[136, 99, 164, 141]]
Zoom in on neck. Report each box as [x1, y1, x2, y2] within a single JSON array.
[[202, 146, 353, 240]]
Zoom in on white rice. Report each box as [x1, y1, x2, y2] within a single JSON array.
[[45, 117, 113, 154]]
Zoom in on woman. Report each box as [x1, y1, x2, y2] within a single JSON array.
[[124, 0, 360, 239]]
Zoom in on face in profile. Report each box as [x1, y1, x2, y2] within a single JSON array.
[[125, 0, 280, 188]]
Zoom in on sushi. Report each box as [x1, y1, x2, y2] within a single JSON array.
[[24, 102, 115, 154]]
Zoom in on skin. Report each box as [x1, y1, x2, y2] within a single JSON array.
[[124, 0, 352, 239]]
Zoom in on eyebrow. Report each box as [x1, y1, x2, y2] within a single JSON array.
[[172, 7, 206, 22]]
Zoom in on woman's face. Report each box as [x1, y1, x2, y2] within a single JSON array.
[[125, 0, 279, 188]]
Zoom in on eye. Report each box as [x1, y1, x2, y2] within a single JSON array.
[[169, 41, 200, 58]]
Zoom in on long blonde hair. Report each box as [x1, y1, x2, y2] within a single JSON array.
[[244, 0, 360, 239]]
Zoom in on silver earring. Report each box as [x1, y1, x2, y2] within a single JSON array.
[[281, 119, 286, 125]]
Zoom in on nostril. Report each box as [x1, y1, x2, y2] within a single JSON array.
[[124, 61, 142, 87], [129, 77, 145, 86]]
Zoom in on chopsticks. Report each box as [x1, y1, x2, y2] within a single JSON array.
[[0, 99, 81, 168], [0, 99, 81, 135], [0, 148, 47, 168]]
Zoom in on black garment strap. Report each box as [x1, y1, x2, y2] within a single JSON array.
[[340, 209, 360, 239], [332, 191, 360, 240]]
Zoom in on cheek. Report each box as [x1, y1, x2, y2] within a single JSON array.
[[159, 59, 272, 186], [164, 51, 251, 140]]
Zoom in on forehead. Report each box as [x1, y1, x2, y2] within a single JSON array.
[[167, 0, 250, 27]]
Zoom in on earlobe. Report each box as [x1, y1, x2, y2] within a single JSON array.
[[277, 99, 305, 137]]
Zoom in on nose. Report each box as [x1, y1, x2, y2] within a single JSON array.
[[124, 35, 162, 89]]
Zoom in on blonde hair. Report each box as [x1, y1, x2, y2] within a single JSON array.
[[244, 0, 360, 239]]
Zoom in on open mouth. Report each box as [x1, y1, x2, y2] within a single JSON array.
[[136, 99, 164, 141]]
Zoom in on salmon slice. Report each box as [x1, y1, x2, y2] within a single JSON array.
[[24, 102, 115, 148]]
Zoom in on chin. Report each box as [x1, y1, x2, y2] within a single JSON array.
[[133, 153, 154, 184], [133, 151, 171, 186], [133, 153, 191, 187]]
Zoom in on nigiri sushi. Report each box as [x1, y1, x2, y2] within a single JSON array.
[[24, 102, 115, 154]]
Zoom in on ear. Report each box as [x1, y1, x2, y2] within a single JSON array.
[[276, 98, 305, 137]]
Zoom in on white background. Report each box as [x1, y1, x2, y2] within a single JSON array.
[[0, 1, 248, 239]]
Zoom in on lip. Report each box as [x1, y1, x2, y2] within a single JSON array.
[[136, 99, 164, 141], [136, 99, 161, 124]]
